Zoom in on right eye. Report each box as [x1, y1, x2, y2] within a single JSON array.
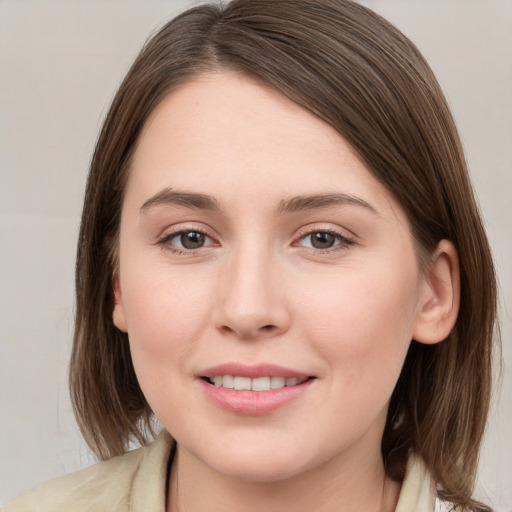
[[159, 229, 216, 253]]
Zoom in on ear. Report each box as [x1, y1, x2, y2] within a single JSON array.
[[112, 272, 128, 332], [412, 240, 460, 345]]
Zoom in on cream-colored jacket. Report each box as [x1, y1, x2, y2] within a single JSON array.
[[4, 431, 439, 512]]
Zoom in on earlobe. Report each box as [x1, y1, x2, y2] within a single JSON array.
[[112, 272, 128, 333], [413, 240, 460, 345]]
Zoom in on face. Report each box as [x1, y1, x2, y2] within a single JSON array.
[[114, 72, 428, 482]]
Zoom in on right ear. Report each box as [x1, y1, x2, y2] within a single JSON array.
[[112, 272, 127, 332]]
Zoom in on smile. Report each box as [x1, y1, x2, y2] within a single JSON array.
[[199, 364, 316, 415], [206, 375, 309, 391]]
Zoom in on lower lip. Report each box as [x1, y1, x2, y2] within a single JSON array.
[[199, 378, 314, 416]]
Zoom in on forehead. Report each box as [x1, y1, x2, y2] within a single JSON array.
[[127, 71, 399, 217]]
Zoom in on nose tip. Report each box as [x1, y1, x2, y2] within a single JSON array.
[[213, 257, 291, 341]]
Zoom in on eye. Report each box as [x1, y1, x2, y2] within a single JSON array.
[[297, 230, 354, 251], [160, 229, 216, 252], [178, 231, 207, 249]]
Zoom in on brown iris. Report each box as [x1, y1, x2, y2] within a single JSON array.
[[180, 231, 206, 249], [309, 232, 337, 249]]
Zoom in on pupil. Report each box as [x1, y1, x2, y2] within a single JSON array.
[[312, 232, 335, 249], [181, 231, 205, 249]]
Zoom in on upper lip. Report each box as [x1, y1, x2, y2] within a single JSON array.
[[199, 363, 311, 379]]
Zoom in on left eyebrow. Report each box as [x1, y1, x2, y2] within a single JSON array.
[[277, 193, 379, 215], [140, 187, 221, 212]]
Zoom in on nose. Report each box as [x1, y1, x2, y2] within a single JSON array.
[[213, 244, 291, 340]]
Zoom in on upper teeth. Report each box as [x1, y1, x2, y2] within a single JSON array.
[[211, 375, 307, 391]]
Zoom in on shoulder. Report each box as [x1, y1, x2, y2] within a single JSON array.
[[3, 430, 174, 512], [3, 449, 142, 512]]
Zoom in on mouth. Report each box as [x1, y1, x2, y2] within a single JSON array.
[[198, 363, 316, 415], [202, 375, 312, 391]]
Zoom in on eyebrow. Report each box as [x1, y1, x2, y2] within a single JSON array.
[[140, 188, 378, 216], [277, 193, 379, 215], [140, 188, 220, 212]]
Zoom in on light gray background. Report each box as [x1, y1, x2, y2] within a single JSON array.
[[0, 0, 510, 508]]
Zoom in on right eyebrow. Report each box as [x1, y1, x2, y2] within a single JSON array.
[[140, 187, 221, 212]]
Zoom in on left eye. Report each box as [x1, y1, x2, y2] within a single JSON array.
[[166, 230, 213, 250], [299, 231, 348, 250]]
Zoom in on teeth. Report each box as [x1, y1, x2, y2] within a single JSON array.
[[270, 376, 285, 389], [233, 376, 251, 391], [210, 375, 307, 391], [252, 377, 271, 391], [222, 375, 234, 389]]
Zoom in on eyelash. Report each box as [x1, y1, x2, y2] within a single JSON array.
[[157, 226, 355, 255]]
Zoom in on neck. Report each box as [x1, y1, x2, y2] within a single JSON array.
[[167, 443, 400, 512]]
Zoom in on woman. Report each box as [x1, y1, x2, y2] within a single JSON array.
[[5, 0, 498, 511]]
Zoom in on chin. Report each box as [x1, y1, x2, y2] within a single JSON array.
[[188, 438, 326, 484], [213, 457, 308, 483]]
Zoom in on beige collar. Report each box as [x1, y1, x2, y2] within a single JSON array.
[[395, 454, 436, 512]]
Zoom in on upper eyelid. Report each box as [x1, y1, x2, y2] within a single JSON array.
[[158, 223, 216, 240], [293, 223, 356, 240]]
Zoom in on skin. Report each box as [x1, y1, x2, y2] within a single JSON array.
[[113, 72, 459, 512]]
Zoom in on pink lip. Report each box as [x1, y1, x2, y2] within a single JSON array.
[[197, 363, 315, 416]]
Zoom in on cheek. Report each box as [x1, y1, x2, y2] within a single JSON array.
[[121, 265, 214, 379], [121, 270, 215, 425], [301, 265, 419, 394]]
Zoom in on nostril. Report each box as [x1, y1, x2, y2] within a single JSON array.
[[218, 323, 278, 339]]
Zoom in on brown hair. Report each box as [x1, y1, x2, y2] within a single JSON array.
[[70, 1, 498, 510]]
